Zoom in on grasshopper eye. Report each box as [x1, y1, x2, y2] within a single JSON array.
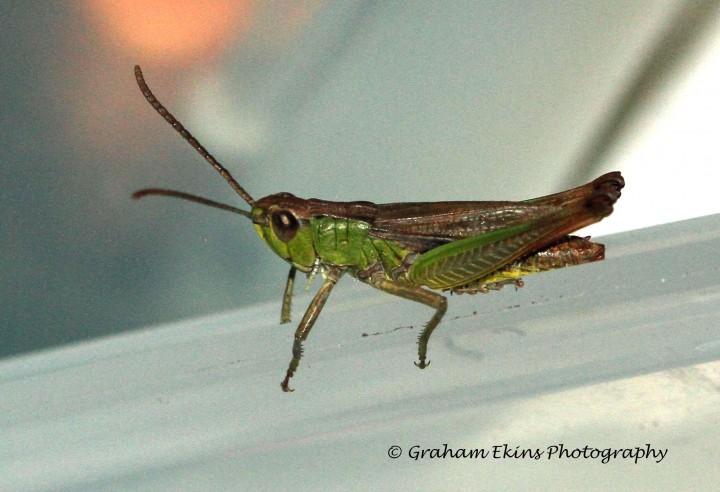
[[271, 210, 299, 242]]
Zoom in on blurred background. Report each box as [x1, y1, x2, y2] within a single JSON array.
[[1, 0, 719, 358]]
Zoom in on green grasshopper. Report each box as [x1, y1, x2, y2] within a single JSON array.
[[132, 66, 624, 392]]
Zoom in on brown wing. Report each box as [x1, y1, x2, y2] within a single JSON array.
[[369, 171, 624, 252]]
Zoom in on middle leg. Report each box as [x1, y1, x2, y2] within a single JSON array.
[[364, 276, 447, 369]]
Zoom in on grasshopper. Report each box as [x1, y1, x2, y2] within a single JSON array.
[[132, 66, 624, 392]]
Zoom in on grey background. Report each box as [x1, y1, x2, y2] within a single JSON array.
[[2, 0, 717, 357]]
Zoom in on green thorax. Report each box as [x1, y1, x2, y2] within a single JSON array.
[[310, 216, 409, 275]]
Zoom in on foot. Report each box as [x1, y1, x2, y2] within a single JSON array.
[[281, 376, 295, 392]]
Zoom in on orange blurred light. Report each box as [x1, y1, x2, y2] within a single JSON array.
[[89, 0, 252, 64]]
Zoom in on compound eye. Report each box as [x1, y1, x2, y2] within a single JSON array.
[[271, 210, 299, 242]]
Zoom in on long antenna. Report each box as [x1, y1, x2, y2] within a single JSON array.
[[132, 188, 252, 218], [134, 65, 255, 206]]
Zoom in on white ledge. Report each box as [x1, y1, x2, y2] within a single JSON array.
[[2, 214, 719, 489]]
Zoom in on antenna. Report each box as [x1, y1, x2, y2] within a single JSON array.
[[134, 65, 255, 206], [132, 188, 251, 218]]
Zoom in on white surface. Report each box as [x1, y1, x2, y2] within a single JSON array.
[[595, 9, 720, 235], [2, 213, 720, 490]]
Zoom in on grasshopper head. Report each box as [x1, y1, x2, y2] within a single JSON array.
[[251, 193, 317, 272]]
